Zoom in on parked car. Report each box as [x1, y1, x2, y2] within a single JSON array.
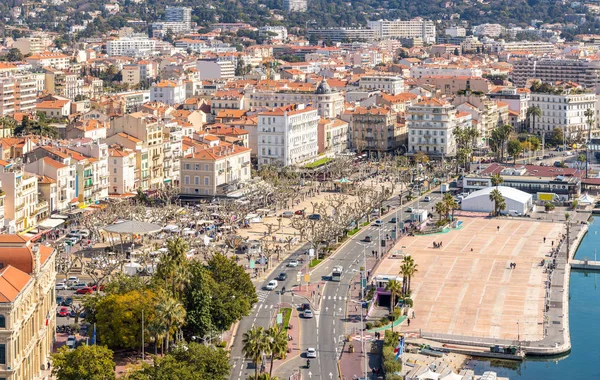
[[67, 230, 81, 238], [66, 276, 79, 285], [303, 309, 313, 318], [57, 307, 69, 317], [91, 284, 105, 291], [278, 272, 288, 281], [295, 210, 305, 216], [75, 287, 93, 295], [406, 207, 414, 213], [55, 283, 67, 290], [56, 296, 64, 305], [79, 229, 91, 238], [423, 196, 431, 202], [364, 235, 372, 243], [373, 220, 383, 227], [266, 280, 278, 290], [281, 211, 294, 218], [302, 303, 311, 311], [390, 217, 397, 223], [307, 214, 321, 221], [66, 335, 77, 349], [62, 297, 73, 307], [70, 283, 88, 291], [306, 348, 317, 358], [288, 260, 299, 267]]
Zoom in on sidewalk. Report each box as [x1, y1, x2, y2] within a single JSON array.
[[291, 281, 325, 311]]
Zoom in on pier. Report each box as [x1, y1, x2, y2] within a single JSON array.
[[570, 259, 600, 271]]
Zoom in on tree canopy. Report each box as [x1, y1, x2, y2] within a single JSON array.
[[52, 345, 116, 380]]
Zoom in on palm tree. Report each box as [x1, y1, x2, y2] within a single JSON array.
[[400, 256, 419, 296], [146, 315, 167, 355], [434, 201, 448, 221], [489, 188, 506, 216], [243, 326, 266, 380], [442, 193, 457, 220], [526, 106, 541, 134], [156, 293, 186, 353], [156, 237, 190, 297], [491, 174, 504, 188], [385, 279, 403, 331], [265, 325, 288, 378]]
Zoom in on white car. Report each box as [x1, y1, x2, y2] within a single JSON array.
[[55, 283, 67, 290], [306, 347, 317, 358], [66, 335, 76, 349], [66, 276, 79, 285], [266, 280, 278, 290], [373, 220, 383, 227], [423, 196, 432, 202], [303, 309, 313, 318], [287, 260, 299, 267], [406, 207, 414, 213]]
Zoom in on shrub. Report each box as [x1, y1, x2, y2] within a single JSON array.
[[373, 321, 382, 328], [380, 316, 390, 325], [365, 322, 373, 330]]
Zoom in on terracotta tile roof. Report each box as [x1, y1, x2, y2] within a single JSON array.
[[39, 245, 54, 266], [0, 266, 31, 303], [36, 100, 70, 109], [38, 175, 56, 184], [42, 157, 66, 169], [185, 143, 251, 161], [259, 105, 316, 116], [116, 132, 142, 143]]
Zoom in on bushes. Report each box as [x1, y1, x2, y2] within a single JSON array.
[[365, 322, 373, 330], [382, 330, 402, 376]]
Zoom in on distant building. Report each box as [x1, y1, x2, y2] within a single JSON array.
[[165, 6, 192, 25], [367, 18, 436, 44], [530, 89, 596, 139], [25, 52, 70, 70], [307, 28, 377, 42], [358, 75, 405, 95], [345, 106, 401, 157], [196, 60, 235, 80], [472, 23, 505, 38], [106, 35, 156, 57], [317, 118, 349, 155], [283, 0, 307, 12], [510, 58, 600, 88], [150, 80, 186, 105], [259, 26, 288, 41], [445, 26, 466, 38]]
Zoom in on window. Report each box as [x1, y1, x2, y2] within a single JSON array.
[[195, 176, 199, 185], [113, 168, 117, 174], [0, 315, 5, 328], [114, 177, 117, 183], [184, 164, 190, 170], [184, 176, 190, 185], [205, 164, 209, 171], [0, 344, 5, 364], [204, 177, 209, 185]]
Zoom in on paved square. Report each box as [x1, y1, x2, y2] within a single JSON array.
[[377, 217, 564, 341]]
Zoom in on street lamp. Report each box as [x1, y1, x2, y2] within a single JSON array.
[[349, 299, 367, 379]]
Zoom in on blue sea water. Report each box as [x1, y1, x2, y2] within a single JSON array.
[[466, 216, 600, 379]]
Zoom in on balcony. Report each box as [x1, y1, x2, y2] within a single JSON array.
[[84, 179, 93, 188]]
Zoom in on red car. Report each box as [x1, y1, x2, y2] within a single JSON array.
[[91, 284, 105, 291], [295, 210, 305, 215], [57, 307, 69, 317], [75, 287, 93, 295]]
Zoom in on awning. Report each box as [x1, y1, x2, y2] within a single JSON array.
[[37, 218, 66, 230]]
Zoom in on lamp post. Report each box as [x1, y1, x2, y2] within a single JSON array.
[[350, 299, 367, 379]]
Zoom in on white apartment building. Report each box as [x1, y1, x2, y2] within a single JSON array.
[[510, 58, 600, 88], [283, 0, 307, 12], [410, 65, 483, 78], [445, 26, 466, 38], [180, 141, 252, 196], [259, 26, 288, 41], [166, 6, 192, 25], [163, 125, 184, 185], [257, 105, 320, 167], [24, 156, 76, 212], [317, 118, 349, 156], [487, 40, 555, 54], [196, 60, 235, 80], [12, 36, 48, 55], [308, 28, 377, 42], [472, 24, 505, 38], [69, 142, 110, 203], [488, 87, 530, 128], [358, 75, 404, 95], [150, 80, 186, 105], [108, 147, 136, 195], [0, 169, 46, 232], [151, 22, 192, 36], [25, 52, 70, 70], [367, 18, 436, 44], [407, 98, 471, 158], [106, 36, 156, 57], [530, 90, 597, 139], [0, 78, 15, 116], [247, 80, 344, 118]]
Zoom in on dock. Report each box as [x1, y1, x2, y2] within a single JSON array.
[[570, 259, 600, 271]]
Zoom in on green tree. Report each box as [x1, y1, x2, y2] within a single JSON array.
[[507, 139, 522, 164], [434, 201, 448, 221], [125, 343, 230, 380], [526, 105, 541, 133], [265, 325, 288, 378], [5, 48, 23, 62], [385, 279, 403, 331], [549, 127, 564, 146], [489, 124, 513, 162], [155, 237, 189, 297], [491, 173, 504, 188], [442, 192, 458, 219], [52, 345, 116, 380], [489, 188, 507, 216], [400, 255, 418, 296], [156, 292, 186, 353], [242, 326, 266, 380], [184, 261, 215, 339]]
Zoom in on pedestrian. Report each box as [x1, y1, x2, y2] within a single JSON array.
[[47, 362, 51, 370], [544, 237, 546, 243], [497, 226, 500, 231], [552, 241, 554, 247], [407, 318, 410, 326]]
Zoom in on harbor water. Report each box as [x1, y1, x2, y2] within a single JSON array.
[[465, 216, 600, 379]]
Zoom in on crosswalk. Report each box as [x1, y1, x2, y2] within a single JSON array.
[[252, 303, 276, 310], [256, 290, 270, 302], [325, 295, 347, 301]]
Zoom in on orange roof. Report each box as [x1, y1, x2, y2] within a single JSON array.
[[38, 175, 56, 184], [259, 105, 316, 116], [116, 132, 142, 143], [0, 266, 31, 303], [42, 156, 66, 169], [185, 143, 251, 161], [36, 100, 70, 109]]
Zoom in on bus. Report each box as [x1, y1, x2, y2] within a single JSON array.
[[331, 266, 343, 281]]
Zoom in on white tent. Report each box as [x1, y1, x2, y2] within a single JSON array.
[[417, 369, 440, 380], [578, 193, 595, 205], [439, 373, 463, 380], [461, 186, 532, 214]]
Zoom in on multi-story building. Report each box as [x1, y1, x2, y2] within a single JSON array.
[[407, 98, 471, 158], [367, 18, 436, 44], [36, 99, 71, 118], [530, 89, 597, 139], [108, 147, 136, 195], [257, 105, 320, 167], [487, 41, 555, 54], [165, 6, 192, 25], [317, 118, 349, 156], [24, 156, 76, 212], [410, 65, 483, 78], [106, 35, 156, 57], [0, 235, 56, 380], [25, 52, 70, 70], [346, 106, 401, 157], [259, 26, 288, 41], [472, 23, 505, 38], [510, 58, 600, 88], [307, 28, 377, 42], [162, 125, 184, 185], [196, 60, 235, 80], [109, 113, 164, 188], [283, 0, 307, 12], [0, 74, 37, 116], [210, 90, 245, 116], [180, 140, 251, 196], [44, 69, 83, 100], [358, 75, 404, 95], [488, 87, 531, 130], [150, 80, 186, 105], [0, 169, 48, 232], [12, 36, 47, 55], [247, 80, 344, 118]]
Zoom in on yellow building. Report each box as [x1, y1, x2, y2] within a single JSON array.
[[0, 235, 56, 380]]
